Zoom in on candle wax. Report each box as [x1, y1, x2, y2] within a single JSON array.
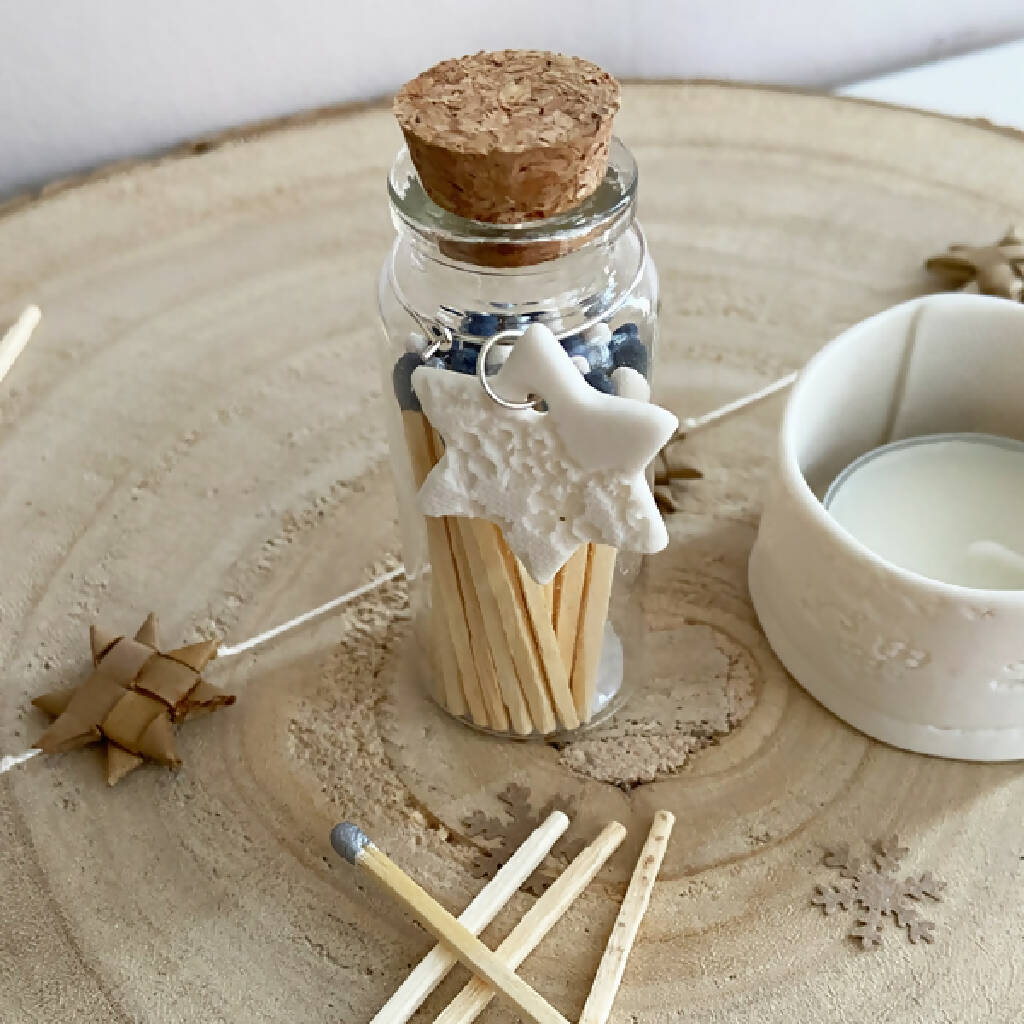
[[826, 434, 1024, 590]]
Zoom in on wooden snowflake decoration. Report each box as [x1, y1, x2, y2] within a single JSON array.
[[811, 836, 946, 950], [461, 783, 581, 896]]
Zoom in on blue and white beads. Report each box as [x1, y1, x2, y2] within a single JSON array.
[[394, 315, 650, 408], [559, 321, 648, 396]]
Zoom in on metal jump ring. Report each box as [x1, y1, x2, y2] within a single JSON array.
[[476, 329, 541, 410], [475, 228, 649, 411]]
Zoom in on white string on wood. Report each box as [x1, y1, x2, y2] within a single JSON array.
[[679, 371, 798, 435], [0, 748, 43, 775], [0, 372, 797, 778], [216, 565, 407, 658], [0, 305, 42, 387]]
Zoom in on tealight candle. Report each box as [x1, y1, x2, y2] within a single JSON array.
[[825, 433, 1024, 590], [748, 293, 1024, 760]]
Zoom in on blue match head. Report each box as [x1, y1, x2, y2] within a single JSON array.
[[462, 312, 501, 338], [610, 325, 648, 376], [331, 822, 371, 864], [584, 370, 616, 394], [392, 352, 424, 411], [560, 333, 588, 359], [448, 346, 479, 375]]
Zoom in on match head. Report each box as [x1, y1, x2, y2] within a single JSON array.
[[331, 822, 372, 864]]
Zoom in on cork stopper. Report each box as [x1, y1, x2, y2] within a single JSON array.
[[394, 50, 621, 226]]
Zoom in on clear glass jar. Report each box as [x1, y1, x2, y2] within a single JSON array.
[[378, 137, 659, 737]]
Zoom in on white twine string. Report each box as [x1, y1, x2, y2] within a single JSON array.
[[0, 372, 796, 777], [0, 305, 42, 388], [680, 371, 798, 435], [0, 748, 42, 774], [216, 565, 407, 658]]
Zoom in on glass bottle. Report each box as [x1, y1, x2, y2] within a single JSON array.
[[379, 137, 659, 737]]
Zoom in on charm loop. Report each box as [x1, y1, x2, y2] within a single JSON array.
[[477, 330, 543, 410]]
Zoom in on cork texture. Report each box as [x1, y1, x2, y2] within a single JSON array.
[[394, 50, 620, 224]]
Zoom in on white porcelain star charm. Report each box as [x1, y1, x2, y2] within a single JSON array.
[[411, 324, 678, 583]]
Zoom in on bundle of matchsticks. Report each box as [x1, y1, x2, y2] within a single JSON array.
[[333, 809, 675, 1024], [402, 406, 616, 735]]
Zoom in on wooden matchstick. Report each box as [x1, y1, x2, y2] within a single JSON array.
[[331, 824, 572, 1024], [434, 821, 628, 1024], [458, 518, 534, 735], [507, 546, 580, 732], [448, 519, 510, 733], [462, 518, 557, 734], [402, 411, 469, 718], [571, 543, 617, 722], [553, 546, 587, 676], [369, 810, 569, 1024], [424, 425, 493, 728], [578, 811, 675, 1024], [542, 578, 556, 614], [0, 305, 41, 387]]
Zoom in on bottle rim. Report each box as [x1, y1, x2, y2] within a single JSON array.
[[387, 136, 637, 253]]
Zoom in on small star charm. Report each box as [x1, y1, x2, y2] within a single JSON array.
[[925, 226, 1024, 300], [33, 614, 235, 785], [412, 324, 678, 583]]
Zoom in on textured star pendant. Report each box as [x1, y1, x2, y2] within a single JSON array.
[[412, 324, 678, 583], [33, 614, 236, 785]]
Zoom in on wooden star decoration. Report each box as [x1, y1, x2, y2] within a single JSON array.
[[411, 324, 678, 584], [32, 613, 235, 785], [925, 226, 1024, 301]]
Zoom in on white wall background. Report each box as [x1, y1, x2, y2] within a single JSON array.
[[2, 0, 1023, 198]]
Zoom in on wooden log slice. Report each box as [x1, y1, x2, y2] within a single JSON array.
[[1, 83, 1024, 1023]]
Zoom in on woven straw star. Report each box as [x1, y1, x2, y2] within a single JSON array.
[[925, 226, 1024, 301], [33, 614, 235, 785]]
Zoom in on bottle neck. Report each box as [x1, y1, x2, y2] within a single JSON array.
[[390, 216, 643, 346], [385, 135, 642, 346]]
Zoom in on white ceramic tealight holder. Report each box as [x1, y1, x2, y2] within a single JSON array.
[[749, 293, 1024, 760]]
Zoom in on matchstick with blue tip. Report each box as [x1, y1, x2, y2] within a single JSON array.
[[369, 810, 569, 1024], [330, 823, 572, 1024]]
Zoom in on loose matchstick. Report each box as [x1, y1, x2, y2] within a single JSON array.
[[578, 811, 675, 1024], [434, 820, 628, 1024], [0, 305, 41, 387], [331, 823, 571, 1024], [369, 810, 569, 1024]]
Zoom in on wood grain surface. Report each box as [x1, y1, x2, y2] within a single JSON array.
[[2, 83, 1024, 1023]]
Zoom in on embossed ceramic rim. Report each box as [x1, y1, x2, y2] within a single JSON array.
[[781, 292, 1024, 602], [823, 431, 1024, 510]]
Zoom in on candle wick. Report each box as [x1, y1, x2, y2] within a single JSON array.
[[967, 540, 1024, 574]]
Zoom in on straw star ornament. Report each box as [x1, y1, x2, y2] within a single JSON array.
[[925, 226, 1024, 301], [412, 324, 677, 584], [33, 613, 235, 785]]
